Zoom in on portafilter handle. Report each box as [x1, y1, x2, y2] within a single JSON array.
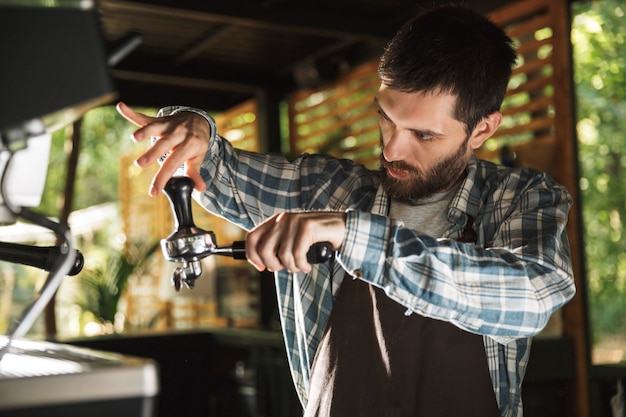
[[161, 176, 334, 291]]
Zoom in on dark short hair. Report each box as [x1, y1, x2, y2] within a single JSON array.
[[378, 4, 517, 134]]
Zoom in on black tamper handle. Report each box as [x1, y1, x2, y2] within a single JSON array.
[[163, 176, 196, 230]]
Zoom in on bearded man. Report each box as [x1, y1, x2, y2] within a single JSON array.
[[118, 4, 575, 416]]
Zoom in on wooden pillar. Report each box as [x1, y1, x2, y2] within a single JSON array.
[[256, 88, 284, 154], [549, 0, 591, 416], [45, 118, 83, 337]]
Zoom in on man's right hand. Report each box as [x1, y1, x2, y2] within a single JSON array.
[[116, 102, 211, 196]]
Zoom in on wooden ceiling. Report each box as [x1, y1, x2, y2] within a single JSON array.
[[98, 0, 522, 111]]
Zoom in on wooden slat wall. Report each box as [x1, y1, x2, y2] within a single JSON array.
[[490, 2, 589, 416], [288, 61, 381, 168], [286, 0, 588, 415], [483, 0, 559, 175], [213, 99, 260, 154], [119, 151, 169, 329]]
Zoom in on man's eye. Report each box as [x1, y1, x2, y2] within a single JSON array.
[[415, 132, 434, 141], [377, 109, 391, 122]]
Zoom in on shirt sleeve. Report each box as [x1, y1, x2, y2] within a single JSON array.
[[156, 106, 379, 230], [337, 172, 576, 345]]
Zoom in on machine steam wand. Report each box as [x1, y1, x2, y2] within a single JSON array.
[[160, 176, 333, 291]]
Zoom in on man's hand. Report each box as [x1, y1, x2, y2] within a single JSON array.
[[246, 211, 347, 273], [116, 102, 211, 196]]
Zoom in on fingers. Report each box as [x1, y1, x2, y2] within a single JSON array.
[[146, 116, 210, 195], [248, 233, 304, 273], [146, 153, 206, 196], [117, 102, 211, 196], [116, 102, 154, 128], [246, 213, 286, 272], [246, 212, 346, 273], [184, 166, 208, 193]]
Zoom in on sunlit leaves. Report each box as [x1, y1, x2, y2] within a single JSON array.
[[38, 105, 149, 215], [573, 0, 626, 340]]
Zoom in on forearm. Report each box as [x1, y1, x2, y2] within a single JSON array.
[[158, 106, 379, 231], [337, 209, 575, 343], [158, 106, 311, 228]]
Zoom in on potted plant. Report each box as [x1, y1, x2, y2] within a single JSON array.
[[74, 240, 159, 334]]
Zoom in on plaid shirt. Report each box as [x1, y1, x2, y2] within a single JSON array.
[[161, 107, 576, 417]]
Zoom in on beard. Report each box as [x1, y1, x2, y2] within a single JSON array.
[[379, 134, 470, 204]]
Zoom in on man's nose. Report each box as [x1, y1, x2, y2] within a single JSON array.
[[382, 130, 410, 162]]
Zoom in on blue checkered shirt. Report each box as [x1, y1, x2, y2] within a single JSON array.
[[160, 107, 576, 417]]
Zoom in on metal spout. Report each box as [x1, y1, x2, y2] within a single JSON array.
[[171, 259, 202, 291]]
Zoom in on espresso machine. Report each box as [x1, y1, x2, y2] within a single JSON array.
[[0, 4, 158, 416]]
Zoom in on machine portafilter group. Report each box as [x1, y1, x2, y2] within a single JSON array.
[[161, 176, 333, 291]]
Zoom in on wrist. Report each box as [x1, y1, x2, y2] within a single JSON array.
[[158, 106, 218, 143], [339, 210, 391, 282]]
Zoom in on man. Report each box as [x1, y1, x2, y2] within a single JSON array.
[[118, 4, 575, 416]]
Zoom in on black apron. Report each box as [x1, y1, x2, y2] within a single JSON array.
[[304, 219, 500, 417]]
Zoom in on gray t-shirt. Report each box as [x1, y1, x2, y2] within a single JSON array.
[[388, 184, 460, 238]]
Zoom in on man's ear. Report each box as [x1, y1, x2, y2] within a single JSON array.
[[468, 111, 502, 150]]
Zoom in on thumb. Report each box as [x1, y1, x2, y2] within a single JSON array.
[[184, 164, 207, 193]]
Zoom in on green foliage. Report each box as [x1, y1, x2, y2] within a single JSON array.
[[572, 1, 626, 339], [74, 241, 159, 327], [38, 105, 150, 215], [27, 104, 157, 337]]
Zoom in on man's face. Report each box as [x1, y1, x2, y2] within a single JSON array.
[[375, 84, 478, 203]]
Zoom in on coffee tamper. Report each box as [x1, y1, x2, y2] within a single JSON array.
[[160, 176, 246, 290]]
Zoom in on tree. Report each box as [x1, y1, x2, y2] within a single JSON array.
[[572, 0, 626, 348], [39, 105, 152, 215], [17, 105, 156, 337]]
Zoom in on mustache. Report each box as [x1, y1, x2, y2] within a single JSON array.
[[380, 154, 418, 174]]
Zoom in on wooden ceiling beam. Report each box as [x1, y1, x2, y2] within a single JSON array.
[[99, 0, 398, 43]]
